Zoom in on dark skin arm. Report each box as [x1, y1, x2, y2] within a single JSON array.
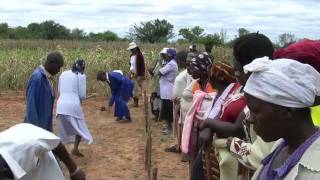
[[199, 110, 246, 138], [52, 143, 86, 180], [314, 96, 320, 106]]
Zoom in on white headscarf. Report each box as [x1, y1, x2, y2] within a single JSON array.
[[244, 57, 320, 108]]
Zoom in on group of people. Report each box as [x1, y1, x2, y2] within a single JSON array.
[[153, 34, 320, 180], [0, 41, 147, 180], [0, 34, 320, 180]]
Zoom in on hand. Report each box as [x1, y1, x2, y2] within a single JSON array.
[[198, 120, 207, 130], [70, 169, 86, 180], [199, 128, 212, 146], [226, 137, 233, 151]]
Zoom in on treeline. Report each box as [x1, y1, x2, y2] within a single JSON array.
[[0, 19, 299, 47], [0, 20, 121, 41]]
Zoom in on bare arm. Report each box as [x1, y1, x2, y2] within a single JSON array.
[[201, 111, 245, 138], [52, 143, 86, 180]]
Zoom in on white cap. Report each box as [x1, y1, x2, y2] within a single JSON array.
[[127, 42, 138, 50]]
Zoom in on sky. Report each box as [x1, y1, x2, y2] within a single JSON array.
[[0, 0, 319, 42]]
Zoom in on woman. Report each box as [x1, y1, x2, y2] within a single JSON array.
[[56, 59, 93, 157], [159, 48, 179, 134], [273, 39, 320, 126], [199, 33, 275, 179], [180, 53, 214, 178], [127, 42, 145, 107], [148, 48, 168, 119], [97, 70, 134, 122], [165, 50, 192, 153], [227, 39, 320, 172], [244, 57, 320, 179]]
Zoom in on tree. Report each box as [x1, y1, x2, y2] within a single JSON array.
[[200, 33, 224, 48], [70, 28, 86, 40], [238, 28, 250, 37], [278, 33, 297, 47], [128, 19, 174, 43], [178, 26, 205, 43], [0, 23, 9, 38], [40, 20, 70, 40], [88, 31, 119, 41]]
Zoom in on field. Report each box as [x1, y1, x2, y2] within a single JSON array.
[[0, 40, 232, 179]]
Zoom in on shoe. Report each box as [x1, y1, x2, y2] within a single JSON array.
[[162, 128, 172, 135], [124, 117, 132, 123], [165, 145, 179, 153], [116, 118, 123, 121]]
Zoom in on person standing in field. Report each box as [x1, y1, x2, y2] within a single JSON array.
[[56, 59, 93, 157], [148, 48, 169, 120], [127, 42, 145, 107], [158, 48, 179, 134], [97, 70, 134, 122], [24, 51, 64, 132], [23, 52, 85, 179]]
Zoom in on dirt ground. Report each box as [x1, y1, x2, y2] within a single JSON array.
[[0, 92, 189, 180]]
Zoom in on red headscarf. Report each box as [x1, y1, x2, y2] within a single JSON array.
[[273, 39, 320, 72], [209, 61, 236, 84]]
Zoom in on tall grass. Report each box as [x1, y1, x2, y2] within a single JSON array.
[[0, 40, 233, 95]]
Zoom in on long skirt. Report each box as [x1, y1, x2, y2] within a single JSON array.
[[57, 114, 93, 144], [133, 76, 144, 98]]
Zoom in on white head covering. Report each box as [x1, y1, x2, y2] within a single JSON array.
[[127, 42, 138, 50], [244, 57, 320, 108], [0, 123, 61, 179], [159, 48, 169, 55]]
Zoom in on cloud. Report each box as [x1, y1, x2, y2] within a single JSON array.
[[0, 0, 319, 41]]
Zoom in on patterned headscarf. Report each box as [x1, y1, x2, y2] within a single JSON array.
[[72, 59, 85, 74], [190, 53, 212, 74], [209, 61, 236, 84]]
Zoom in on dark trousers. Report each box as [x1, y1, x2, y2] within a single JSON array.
[[160, 99, 173, 128]]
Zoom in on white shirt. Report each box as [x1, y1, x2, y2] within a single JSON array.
[[159, 60, 178, 99], [56, 70, 86, 119], [0, 123, 64, 180], [173, 69, 193, 99], [130, 55, 136, 73]]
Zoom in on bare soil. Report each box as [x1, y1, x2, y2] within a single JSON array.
[[0, 92, 188, 180]]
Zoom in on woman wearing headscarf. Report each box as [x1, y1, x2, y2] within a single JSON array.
[[198, 33, 275, 179], [273, 39, 320, 126], [244, 57, 320, 179], [127, 42, 145, 107], [165, 50, 193, 153], [56, 59, 93, 157], [225, 39, 320, 172], [180, 53, 215, 178], [148, 48, 168, 119], [198, 61, 239, 180], [158, 48, 179, 134]]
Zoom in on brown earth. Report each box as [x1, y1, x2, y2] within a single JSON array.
[[0, 92, 189, 180]]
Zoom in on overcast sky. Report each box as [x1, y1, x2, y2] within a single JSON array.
[[1, 0, 319, 42]]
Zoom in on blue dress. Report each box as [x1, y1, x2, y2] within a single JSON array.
[[108, 72, 134, 120], [24, 67, 55, 131]]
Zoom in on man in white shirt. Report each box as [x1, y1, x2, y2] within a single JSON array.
[[0, 123, 85, 180]]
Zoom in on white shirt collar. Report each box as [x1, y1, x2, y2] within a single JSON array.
[[40, 65, 53, 79]]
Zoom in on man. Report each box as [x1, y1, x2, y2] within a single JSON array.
[[0, 123, 85, 180], [97, 70, 134, 122], [24, 51, 64, 131], [203, 44, 214, 62], [127, 42, 145, 107]]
